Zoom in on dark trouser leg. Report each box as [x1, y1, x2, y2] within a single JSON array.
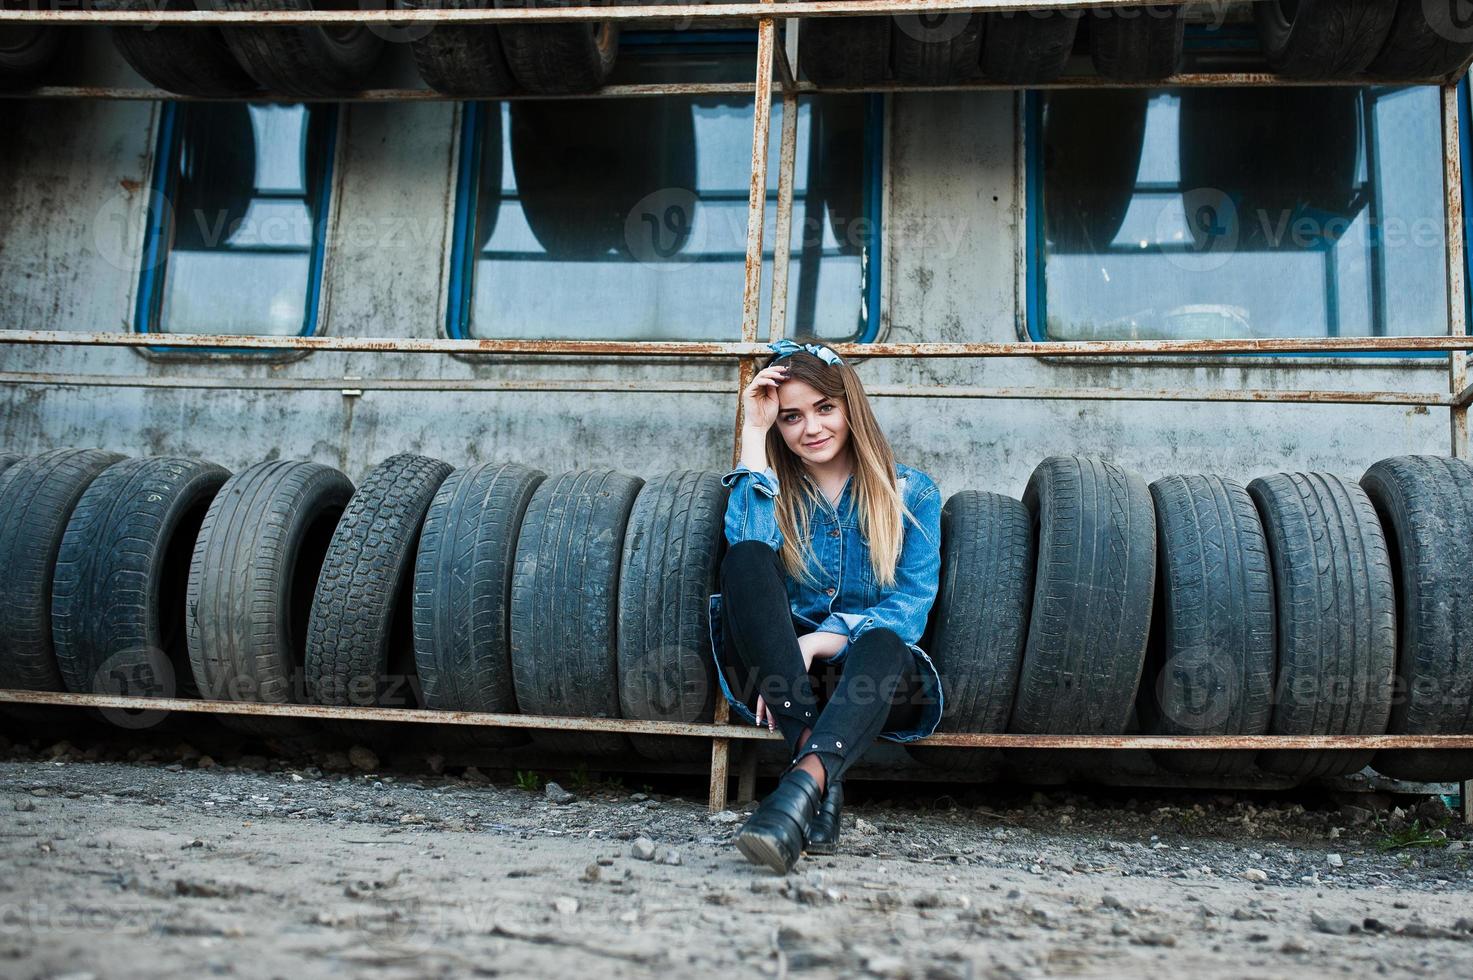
[[797, 627, 923, 785], [719, 541, 819, 756]]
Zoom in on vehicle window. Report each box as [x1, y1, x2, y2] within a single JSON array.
[[1029, 86, 1448, 345], [450, 92, 881, 341], [138, 102, 335, 337]]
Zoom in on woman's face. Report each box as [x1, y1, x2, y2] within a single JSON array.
[[776, 376, 850, 468]]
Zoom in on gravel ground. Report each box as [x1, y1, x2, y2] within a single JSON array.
[[0, 735, 1470, 979]]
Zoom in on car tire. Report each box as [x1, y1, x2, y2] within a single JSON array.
[[187, 460, 352, 735], [981, 10, 1080, 83], [52, 456, 228, 706], [511, 470, 643, 757], [306, 454, 453, 710], [908, 491, 1033, 772], [105, 0, 260, 97], [494, 0, 617, 95], [204, 0, 384, 97], [1253, 0, 1398, 78], [0, 449, 127, 694], [892, 12, 984, 84], [405, 0, 517, 96], [413, 462, 546, 749], [0, 17, 60, 90], [802, 17, 890, 85], [1012, 456, 1157, 737], [1247, 472, 1397, 780], [618, 472, 726, 762], [1139, 475, 1275, 776], [1367, 0, 1473, 79], [1089, 4, 1185, 80], [1361, 456, 1473, 781]]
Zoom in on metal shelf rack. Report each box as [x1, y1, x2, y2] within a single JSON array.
[[1, 1, 1471, 817]]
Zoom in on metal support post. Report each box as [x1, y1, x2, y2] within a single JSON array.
[[710, 7, 778, 814], [768, 20, 801, 342], [1438, 81, 1473, 825]]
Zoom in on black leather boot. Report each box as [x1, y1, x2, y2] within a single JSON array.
[[804, 779, 843, 855], [734, 767, 823, 874]]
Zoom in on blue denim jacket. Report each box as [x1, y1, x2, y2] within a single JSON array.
[[707, 459, 945, 742]]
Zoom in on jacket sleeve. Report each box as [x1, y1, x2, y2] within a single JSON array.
[[722, 462, 785, 551], [814, 484, 942, 648]]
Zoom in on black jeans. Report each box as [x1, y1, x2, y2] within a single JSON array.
[[719, 540, 923, 785]]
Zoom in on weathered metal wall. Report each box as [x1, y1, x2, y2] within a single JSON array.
[[0, 33, 1452, 499]]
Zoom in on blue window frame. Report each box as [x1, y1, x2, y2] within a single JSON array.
[[446, 40, 882, 342], [1024, 82, 1456, 355], [136, 101, 336, 340]]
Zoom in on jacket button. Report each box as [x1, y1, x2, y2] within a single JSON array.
[[829, 530, 840, 538], [825, 587, 836, 596]]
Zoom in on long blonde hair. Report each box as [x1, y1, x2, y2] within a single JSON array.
[[763, 340, 916, 590]]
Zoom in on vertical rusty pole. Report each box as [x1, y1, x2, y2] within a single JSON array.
[[1441, 80, 1473, 824], [767, 24, 800, 343], [1445, 81, 1468, 459], [710, 4, 777, 815]]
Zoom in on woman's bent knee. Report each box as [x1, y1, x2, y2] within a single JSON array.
[[722, 539, 778, 574], [846, 628, 909, 672]]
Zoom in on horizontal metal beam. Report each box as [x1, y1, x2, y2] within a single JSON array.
[[0, 0, 1181, 27], [4, 690, 1473, 749], [0, 371, 1449, 407], [4, 329, 1472, 358], [1, 73, 1446, 105]]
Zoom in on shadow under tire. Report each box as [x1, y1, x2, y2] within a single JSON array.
[[204, 0, 384, 97], [494, 0, 617, 95], [1140, 475, 1275, 776], [981, 10, 1080, 83], [104, 0, 259, 97], [1253, 0, 1398, 78], [413, 462, 546, 750], [908, 491, 1033, 773], [511, 470, 643, 757], [0, 449, 127, 695], [1089, 4, 1184, 81], [187, 460, 353, 736], [405, 0, 517, 96], [306, 454, 453, 710], [1247, 472, 1396, 780], [618, 471, 726, 763], [891, 13, 984, 84], [52, 456, 228, 706], [802, 17, 890, 85], [1361, 456, 1473, 781]]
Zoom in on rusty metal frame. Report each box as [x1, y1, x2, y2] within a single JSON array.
[[0, 372, 1452, 406], [9, 689, 1473, 750], [3, 6, 1473, 817], [0, 0, 1192, 26], [11, 331, 1473, 357]]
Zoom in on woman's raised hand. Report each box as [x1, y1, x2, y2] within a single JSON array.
[[741, 365, 789, 432]]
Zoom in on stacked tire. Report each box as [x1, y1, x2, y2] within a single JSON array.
[[100, 0, 625, 97], [5, 446, 1473, 788], [1251, 0, 1473, 81]]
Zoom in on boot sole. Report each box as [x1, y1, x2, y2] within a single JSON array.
[[805, 840, 837, 856], [735, 827, 794, 874]]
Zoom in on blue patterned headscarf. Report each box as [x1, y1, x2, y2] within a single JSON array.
[[766, 338, 843, 367]]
